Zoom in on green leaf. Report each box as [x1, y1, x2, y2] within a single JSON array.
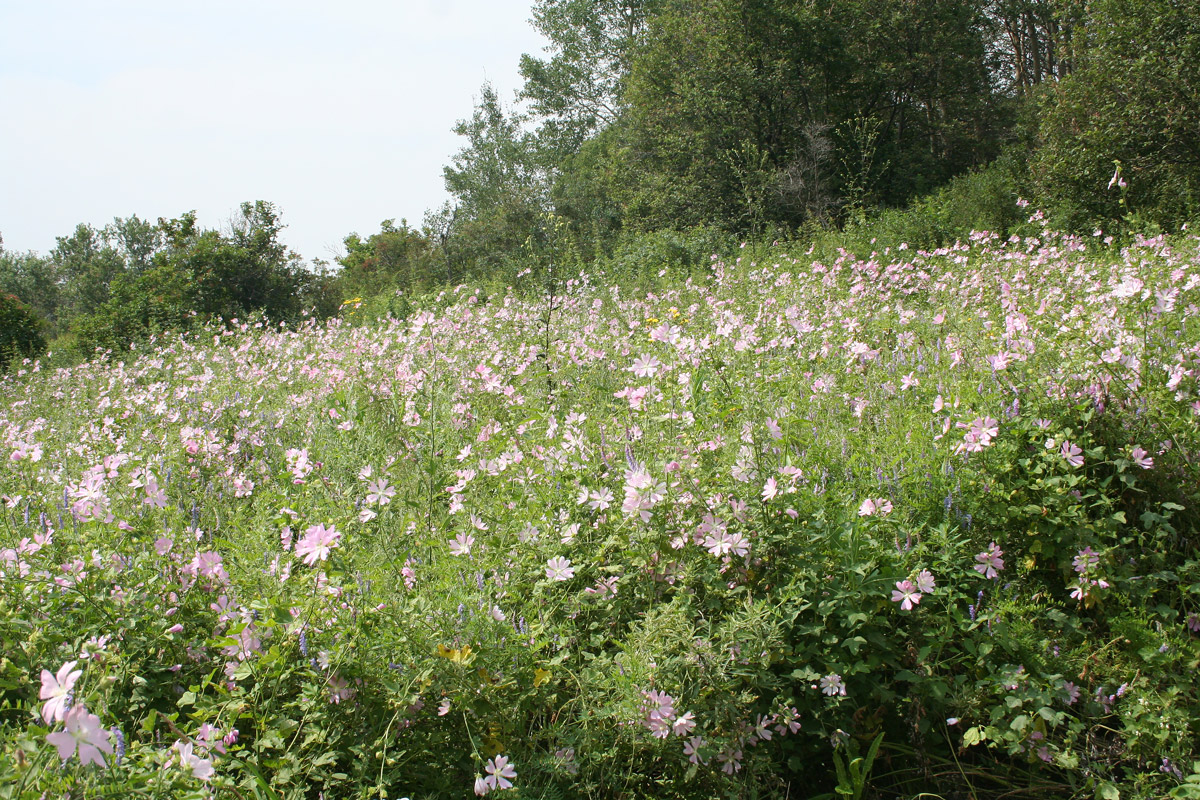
[[962, 726, 984, 747]]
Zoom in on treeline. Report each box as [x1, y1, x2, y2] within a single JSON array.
[[438, 0, 1198, 271], [0, 203, 340, 370], [3, 0, 1198, 370]]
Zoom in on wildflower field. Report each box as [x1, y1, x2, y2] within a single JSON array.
[[2, 228, 1200, 799]]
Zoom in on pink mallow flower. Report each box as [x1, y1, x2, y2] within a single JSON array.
[[295, 524, 340, 566], [975, 542, 1004, 579], [891, 580, 922, 610], [545, 557, 575, 581], [915, 570, 936, 594], [1060, 440, 1084, 468], [174, 741, 215, 781], [46, 704, 112, 767], [486, 755, 517, 790], [40, 660, 82, 724]]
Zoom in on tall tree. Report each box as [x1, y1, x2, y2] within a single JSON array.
[[519, 0, 661, 155], [0, 239, 60, 334], [1031, 0, 1200, 228], [338, 219, 434, 299], [51, 223, 127, 322], [442, 84, 550, 278], [614, 0, 1002, 231]]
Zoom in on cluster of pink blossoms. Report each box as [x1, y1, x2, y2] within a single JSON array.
[[40, 660, 112, 768], [956, 417, 999, 455], [641, 690, 696, 739], [891, 570, 936, 610], [38, 659, 230, 777], [858, 497, 893, 517], [683, 706, 802, 774], [1069, 546, 1110, 602]]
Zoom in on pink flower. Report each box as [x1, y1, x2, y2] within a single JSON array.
[[717, 745, 743, 774], [1073, 547, 1100, 574], [295, 524, 340, 566], [449, 533, 474, 557], [683, 735, 706, 764], [1130, 446, 1153, 469], [672, 710, 697, 737], [327, 674, 355, 704], [858, 498, 892, 517], [820, 673, 846, 696], [630, 355, 662, 378], [174, 741, 215, 780], [545, 557, 574, 581], [40, 660, 82, 724], [365, 478, 396, 506], [1060, 440, 1084, 468], [891, 580, 922, 610], [915, 570, 936, 594], [485, 754, 517, 790], [975, 542, 1004, 579], [46, 704, 112, 767]]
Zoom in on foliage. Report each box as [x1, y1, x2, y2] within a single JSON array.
[[0, 293, 46, 373], [1, 221, 1198, 798], [1032, 0, 1200, 229], [58, 203, 317, 357], [336, 219, 437, 300], [0, 246, 60, 338]]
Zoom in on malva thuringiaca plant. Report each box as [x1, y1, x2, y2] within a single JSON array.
[[2, 218, 1199, 799]]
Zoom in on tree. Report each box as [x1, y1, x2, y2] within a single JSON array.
[[170, 201, 305, 322], [982, 0, 1084, 95], [51, 223, 127, 323], [0, 292, 46, 372], [0, 240, 61, 336], [611, 0, 1004, 232], [105, 214, 164, 275], [442, 84, 550, 279], [337, 219, 435, 299], [519, 0, 661, 156], [1032, 0, 1200, 228]]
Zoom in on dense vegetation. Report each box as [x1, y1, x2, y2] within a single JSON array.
[[2, 2, 1199, 798], [2, 230, 1199, 799], [3, 0, 1198, 367]]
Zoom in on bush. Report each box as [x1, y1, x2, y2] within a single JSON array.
[[1032, 0, 1200, 231], [0, 292, 46, 372]]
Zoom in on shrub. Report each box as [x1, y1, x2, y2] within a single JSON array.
[[0, 292, 46, 372]]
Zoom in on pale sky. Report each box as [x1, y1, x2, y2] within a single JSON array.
[[0, 0, 548, 263]]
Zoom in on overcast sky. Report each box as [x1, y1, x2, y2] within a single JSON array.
[[0, 0, 547, 263]]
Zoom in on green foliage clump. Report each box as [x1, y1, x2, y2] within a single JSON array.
[[1033, 0, 1200, 230], [0, 292, 46, 372], [2, 229, 1199, 799]]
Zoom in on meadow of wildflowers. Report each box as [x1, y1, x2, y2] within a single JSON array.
[[2, 226, 1199, 799]]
